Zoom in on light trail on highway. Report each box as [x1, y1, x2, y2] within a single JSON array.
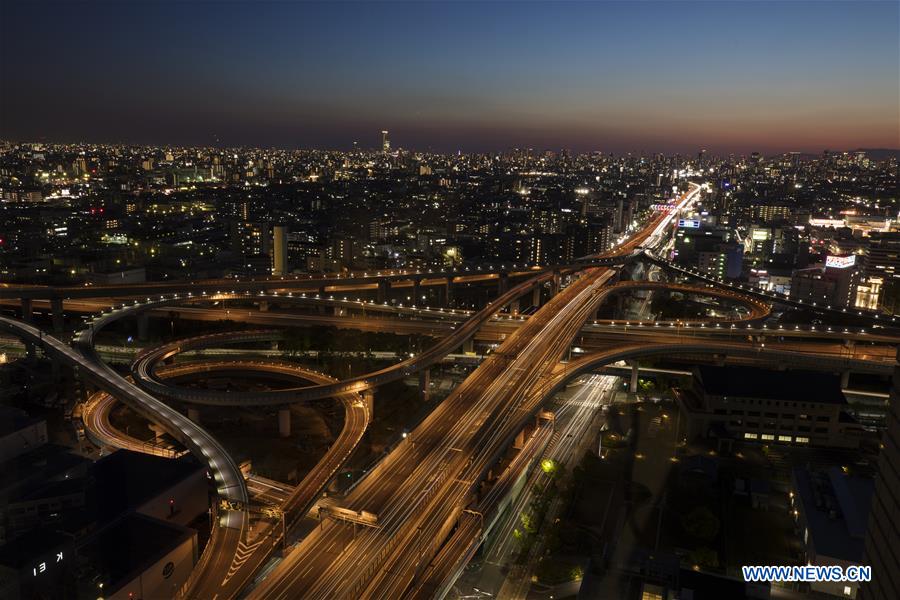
[[247, 185, 702, 599]]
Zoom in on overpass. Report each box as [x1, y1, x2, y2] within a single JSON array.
[[643, 248, 900, 328], [245, 184, 704, 599], [0, 315, 249, 600]]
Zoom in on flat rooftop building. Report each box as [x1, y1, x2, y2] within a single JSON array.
[[678, 365, 865, 449]]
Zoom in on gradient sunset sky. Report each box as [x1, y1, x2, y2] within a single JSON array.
[[1, 0, 897, 154]]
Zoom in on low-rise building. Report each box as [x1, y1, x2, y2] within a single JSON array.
[[791, 466, 874, 599], [677, 366, 865, 449]]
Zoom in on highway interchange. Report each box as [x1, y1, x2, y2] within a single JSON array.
[[2, 182, 898, 599]]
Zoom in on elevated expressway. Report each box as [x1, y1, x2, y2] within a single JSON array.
[[245, 185, 704, 599], [403, 339, 893, 598], [57, 249, 629, 598], [643, 248, 900, 327], [246, 183, 897, 599], [81, 351, 369, 597], [7, 181, 898, 599], [0, 315, 249, 600]]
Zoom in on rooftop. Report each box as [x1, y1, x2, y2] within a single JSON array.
[[792, 466, 874, 563], [696, 365, 846, 405]]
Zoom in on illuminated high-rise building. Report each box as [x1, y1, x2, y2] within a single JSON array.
[[272, 225, 288, 276], [381, 130, 390, 154]]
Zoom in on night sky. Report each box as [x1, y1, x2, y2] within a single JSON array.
[[1, 0, 897, 154]]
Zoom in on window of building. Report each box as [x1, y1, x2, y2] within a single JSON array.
[[744, 432, 758, 440], [843, 586, 852, 597], [796, 437, 810, 444], [761, 434, 775, 441], [778, 435, 792, 442]]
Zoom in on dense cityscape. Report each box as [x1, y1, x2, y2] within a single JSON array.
[[1, 1, 898, 600]]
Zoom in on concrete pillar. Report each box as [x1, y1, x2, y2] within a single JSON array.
[[498, 272, 509, 296], [551, 269, 561, 296], [187, 407, 200, 422], [21, 298, 33, 323], [50, 297, 64, 333], [629, 361, 639, 394], [841, 371, 851, 389], [259, 300, 269, 312], [362, 389, 375, 419], [318, 285, 327, 297], [513, 428, 526, 450], [419, 369, 430, 402], [463, 338, 474, 354], [412, 279, 422, 306], [510, 299, 520, 316], [445, 277, 454, 307], [149, 423, 166, 442], [531, 286, 541, 308], [377, 280, 390, 304], [137, 314, 149, 342], [278, 407, 291, 438]]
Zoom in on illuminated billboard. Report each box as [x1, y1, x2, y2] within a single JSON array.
[[825, 255, 856, 269], [678, 219, 700, 229]]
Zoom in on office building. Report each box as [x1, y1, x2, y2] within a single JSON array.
[[677, 366, 865, 450]]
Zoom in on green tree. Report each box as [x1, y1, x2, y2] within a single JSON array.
[[681, 506, 720, 541]]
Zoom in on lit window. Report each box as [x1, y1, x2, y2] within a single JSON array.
[[796, 437, 810, 444], [761, 434, 775, 441], [844, 586, 852, 596], [778, 435, 792, 442], [744, 433, 758, 440]]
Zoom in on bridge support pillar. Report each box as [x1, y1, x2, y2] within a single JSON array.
[[551, 269, 561, 296], [532, 286, 541, 308], [335, 306, 346, 317], [377, 280, 390, 304], [841, 371, 851, 389], [278, 407, 291, 438], [21, 298, 33, 323], [510, 299, 520, 316], [419, 369, 430, 402], [412, 278, 422, 306], [187, 407, 200, 423], [498, 272, 509, 296], [445, 277, 454, 308], [629, 361, 639, 394], [50, 297, 64, 333], [463, 338, 474, 354], [362, 389, 375, 419], [259, 300, 269, 312], [513, 428, 526, 450], [137, 314, 149, 342], [149, 423, 166, 442], [318, 285, 327, 297]]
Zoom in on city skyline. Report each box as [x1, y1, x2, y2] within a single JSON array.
[[1, 0, 898, 154]]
